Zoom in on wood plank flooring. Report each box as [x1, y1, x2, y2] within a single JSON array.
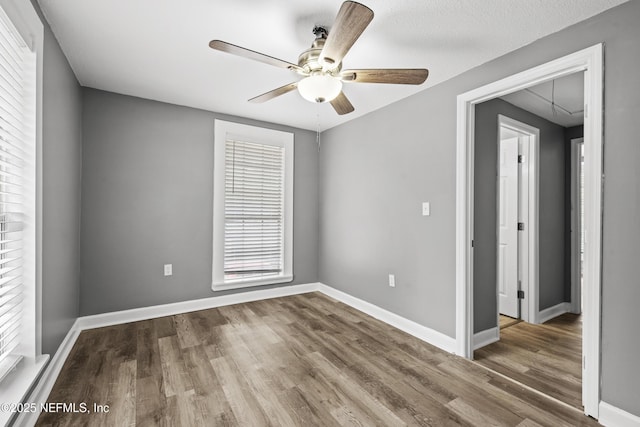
[[499, 315, 522, 329], [37, 293, 599, 426], [475, 313, 582, 410]]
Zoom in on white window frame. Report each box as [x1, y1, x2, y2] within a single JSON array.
[[212, 120, 294, 291], [0, 0, 46, 419]]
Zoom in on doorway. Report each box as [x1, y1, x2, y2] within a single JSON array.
[[455, 44, 603, 418], [476, 86, 585, 408]]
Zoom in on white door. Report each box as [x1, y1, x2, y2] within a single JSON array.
[[498, 137, 519, 318]]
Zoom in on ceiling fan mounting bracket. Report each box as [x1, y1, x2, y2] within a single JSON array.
[[312, 26, 329, 40]]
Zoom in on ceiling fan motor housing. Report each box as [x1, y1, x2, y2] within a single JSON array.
[[298, 27, 341, 75]]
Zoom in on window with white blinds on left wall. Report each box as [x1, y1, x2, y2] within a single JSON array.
[[212, 120, 294, 291], [0, 0, 45, 415], [0, 1, 35, 382]]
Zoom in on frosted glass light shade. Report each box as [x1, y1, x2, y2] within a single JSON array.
[[297, 74, 342, 103]]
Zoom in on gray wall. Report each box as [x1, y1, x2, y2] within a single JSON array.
[[319, 0, 640, 416], [31, 1, 83, 356], [473, 98, 567, 332], [80, 89, 318, 315], [320, 82, 457, 337]]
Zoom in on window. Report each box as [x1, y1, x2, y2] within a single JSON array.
[[0, 1, 36, 380], [212, 120, 293, 291], [0, 0, 44, 414]]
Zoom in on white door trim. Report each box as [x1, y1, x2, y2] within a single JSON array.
[[455, 44, 603, 418], [570, 137, 584, 315]]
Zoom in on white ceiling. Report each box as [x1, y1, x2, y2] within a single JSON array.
[[37, 0, 626, 131], [501, 72, 585, 128]]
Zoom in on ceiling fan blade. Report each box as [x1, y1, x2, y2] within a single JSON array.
[[330, 91, 355, 115], [248, 82, 299, 103], [341, 69, 429, 85], [209, 40, 302, 72], [320, 1, 374, 67]]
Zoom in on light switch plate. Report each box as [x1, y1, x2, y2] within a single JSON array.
[[422, 202, 430, 216], [164, 264, 172, 276]]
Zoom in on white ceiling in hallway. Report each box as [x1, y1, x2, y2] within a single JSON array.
[[501, 72, 585, 128], [37, 0, 626, 131]]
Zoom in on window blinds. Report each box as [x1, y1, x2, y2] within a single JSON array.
[[0, 7, 28, 372], [224, 139, 285, 282]]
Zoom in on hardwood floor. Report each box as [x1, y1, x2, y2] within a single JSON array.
[[37, 294, 599, 426], [475, 313, 582, 410], [499, 315, 522, 329]]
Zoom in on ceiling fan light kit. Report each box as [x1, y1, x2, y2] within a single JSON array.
[[298, 73, 343, 103], [209, 1, 429, 115]]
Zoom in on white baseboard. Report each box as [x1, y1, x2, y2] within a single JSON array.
[[473, 327, 499, 350], [76, 282, 320, 330], [317, 283, 457, 353], [600, 401, 640, 427], [75, 281, 457, 353], [538, 302, 571, 324]]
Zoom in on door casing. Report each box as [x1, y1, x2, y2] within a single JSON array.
[[455, 44, 603, 418], [570, 138, 584, 315]]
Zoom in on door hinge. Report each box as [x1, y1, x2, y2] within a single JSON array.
[[518, 154, 524, 163], [518, 222, 525, 231], [517, 290, 525, 299]]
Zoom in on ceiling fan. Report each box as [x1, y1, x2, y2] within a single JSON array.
[[209, 1, 429, 115]]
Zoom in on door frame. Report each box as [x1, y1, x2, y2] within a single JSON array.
[[570, 138, 584, 315], [455, 44, 603, 418], [497, 115, 539, 325]]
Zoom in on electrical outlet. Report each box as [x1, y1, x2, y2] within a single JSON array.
[[164, 264, 172, 276], [388, 274, 396, 287]]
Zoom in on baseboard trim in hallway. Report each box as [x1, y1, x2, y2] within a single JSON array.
[[538, 302, 572, 324], [473, 326, 499, 350], [599, 401, 640, 427]]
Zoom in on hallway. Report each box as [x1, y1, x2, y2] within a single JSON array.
[[474, 314, 582, 409]]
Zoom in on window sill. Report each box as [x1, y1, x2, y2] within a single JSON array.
[[0, 355, 49, 426], [212, 274, 293, 291]]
